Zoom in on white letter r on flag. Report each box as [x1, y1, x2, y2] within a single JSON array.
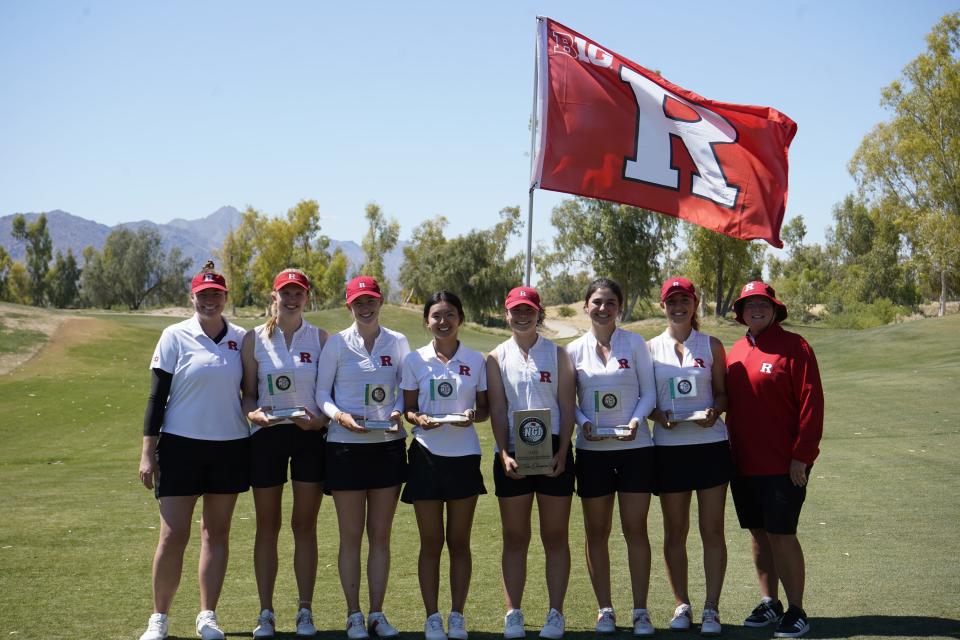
[[620, 67, 740, 208]]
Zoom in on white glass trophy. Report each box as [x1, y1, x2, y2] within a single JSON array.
[[363, 383, 396, 430], [592, 389, 632, 437], [668, 375, 708, 422], [264, 371, 306, 421], [427, 378, 469, 425]]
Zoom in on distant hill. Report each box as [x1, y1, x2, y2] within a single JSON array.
[[0, 207, 407, 292]]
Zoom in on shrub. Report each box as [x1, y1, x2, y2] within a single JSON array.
[[558, 305, 576, 318]]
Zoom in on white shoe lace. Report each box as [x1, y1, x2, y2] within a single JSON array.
[[427, 616, 444, 633], [505, 611, 523, 628], [298, 609, 313, 625], [147, 616, 165, 631], [448, 613, 465, 630], [545, 610, 563, 630]]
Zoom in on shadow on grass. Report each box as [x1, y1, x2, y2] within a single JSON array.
[[174, 619, 960, 640]]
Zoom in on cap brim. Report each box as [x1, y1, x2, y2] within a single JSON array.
[[346, 291, 382, 304], [275, 281, 310, 291], [505, 300, 541, 310], [192, 284, 228, 293]]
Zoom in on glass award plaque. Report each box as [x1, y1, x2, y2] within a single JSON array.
[[362, 383, 396, 430], [264, 371, 302, 422], [591, 389, 630, 437]]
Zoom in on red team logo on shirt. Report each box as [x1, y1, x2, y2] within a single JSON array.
[[380, 355, 393, 367], [459, 365, 471, 376], [299, 352, 312, 363], [227, 341, 238, 351], [694, 358, 706, 368], [617, 358, 630, 369], [539, 371, 552, 383]]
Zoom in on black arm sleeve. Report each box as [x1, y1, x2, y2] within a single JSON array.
[[143, 368, 173, 436]]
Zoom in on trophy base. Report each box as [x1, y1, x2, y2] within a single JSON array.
[[266, 406, 306, 420], [593, 425, 632, 437], [360, 419, 395, 430], [670, 410, 709, 422], [429, 413, 470, 425]]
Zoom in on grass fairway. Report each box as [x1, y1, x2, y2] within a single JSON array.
[[0, 306, 957, 639]]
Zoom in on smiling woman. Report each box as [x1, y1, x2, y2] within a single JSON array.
[[137, 260, 251, 640]]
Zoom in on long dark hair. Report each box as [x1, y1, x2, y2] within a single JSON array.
[[423, 290, 466, 324], [584, 277, 624, 307]]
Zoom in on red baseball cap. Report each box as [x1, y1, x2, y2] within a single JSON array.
[[505, 286, 542, 311], [191, 270, 227, 293], [733, 281, 788, 324], [345, 275, 382, 304], [273, 270, 310, 291], [660, 276, 698, 303]]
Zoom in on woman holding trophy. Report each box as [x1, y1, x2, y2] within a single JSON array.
[[485, 286, 576, 640], [565, 278, 658, 636], [240, 268, 329, 637], [316, 276, 410, 640], [648, 277, 731, 636], [400, 290, 490, 640]]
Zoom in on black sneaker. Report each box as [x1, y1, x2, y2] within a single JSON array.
[[773, 606, 809, 638], [743, 599, 784, 627]]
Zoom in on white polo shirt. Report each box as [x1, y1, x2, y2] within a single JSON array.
[[648, 329, 728, 446], [150, 315, 249, 441], [400, 341, 487, 457], [316, 323, 410, 444], [566, 328, 656, 451], [251, 319, 324, 434], [495, 335, 560, 452]]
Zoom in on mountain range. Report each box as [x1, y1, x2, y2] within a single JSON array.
[[0, 207, 407, 292]]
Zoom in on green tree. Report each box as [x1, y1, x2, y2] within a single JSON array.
[[682, 224, 764, 317], [218, 207, 259, 312], [360, 203, 400, 299], [318, 248, 349, 307], [850, 12, 960, 315], [768, 216, 834, 320], [399, 216, 449, 304], [6, 261, 31, 304], [0, 246, 11, 301], [45, 249, 81, 308], [10, 213, 53, 306], [549, 198, 678, 320]]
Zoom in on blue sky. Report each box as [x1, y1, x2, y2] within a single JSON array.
[[1, 1, 954, 258]]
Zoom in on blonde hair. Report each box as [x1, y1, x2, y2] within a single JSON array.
[[265, 268, 309, 338]]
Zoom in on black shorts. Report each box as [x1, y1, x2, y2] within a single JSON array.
[[575, 446, 656, 498], [324, 439, 407, 494], [155, 433, 250, 498], [655, 441, 734, 494], [493, 435, 575, 498], [250, 424, 326, 488], [730, 474, 807, 535], [401, 440, 486, 503]]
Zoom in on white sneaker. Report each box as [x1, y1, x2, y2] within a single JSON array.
[[700, 609, 721, 636], [447, 611, 468, 640], [140, 613, 169, 640], [253, 609, 275, 638], [297, 608, 317, 637], [347, 612, 370, 640], [539, 609, 564, 640], [669, 604, 692, 631], [632, 609, 654, 637], [425, 613, 447, 640], [595, 608, 616, 634], [368, 612, 400, 638], [504, 609, 525, 639], [196, 610, 226, 640]]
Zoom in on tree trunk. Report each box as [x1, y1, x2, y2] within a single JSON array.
[[940, 268, 947, 317], [714, 260, 724, 317], [621, 290, 633, 322]]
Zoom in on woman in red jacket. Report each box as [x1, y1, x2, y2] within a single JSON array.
[[725, 282, 823, 639]]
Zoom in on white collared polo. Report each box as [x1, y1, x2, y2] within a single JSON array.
[[316, 323, 410, 444], [566, 327, 656, 451], [149, 314, 249, 441], [400, 341, 487, 456], [495, 335, 560, 452], [251, 319, 323, 433]]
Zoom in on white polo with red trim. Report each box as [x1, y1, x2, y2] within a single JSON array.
[[150, 315, 249, 441]]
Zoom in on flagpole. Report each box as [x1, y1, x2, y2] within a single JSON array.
[[525, 17, 542, 286]]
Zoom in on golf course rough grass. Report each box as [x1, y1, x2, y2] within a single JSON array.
[[0, 305, 957, 639]]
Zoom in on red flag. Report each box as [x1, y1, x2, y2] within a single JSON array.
[[531, 18, 797, 248]]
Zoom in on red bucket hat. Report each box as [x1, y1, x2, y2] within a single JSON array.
[[274, 270, 310, 291], [660, 276, 698, 303], [733, 281, 787, 325], [345, 275, 382, 304], [505, 286, 542, 311]]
